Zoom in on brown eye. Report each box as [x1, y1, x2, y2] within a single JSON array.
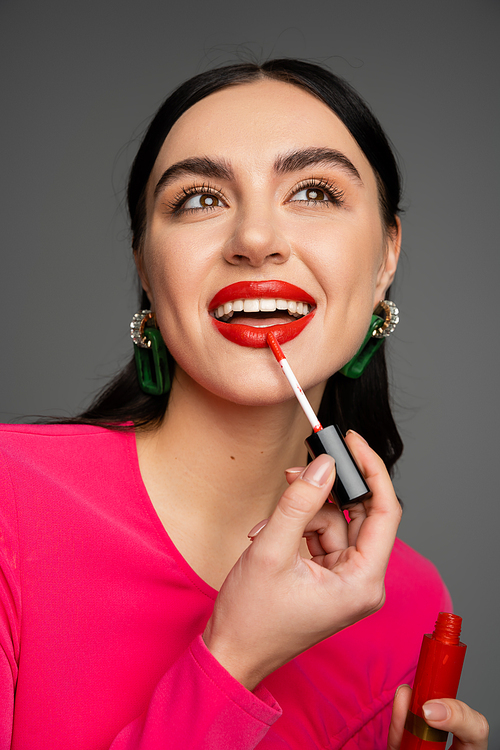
[[305, 188, 325, 201], [290, 186, 330, 203], [199, 194, 219, 207], [183, 193, 222, 210]]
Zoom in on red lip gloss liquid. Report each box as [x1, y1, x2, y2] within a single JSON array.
[[401, 612, 467, 749]]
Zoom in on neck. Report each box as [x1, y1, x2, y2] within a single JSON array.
[[137, 367, 325, 527]]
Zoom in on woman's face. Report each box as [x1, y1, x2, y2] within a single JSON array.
[[136, 79, 400, 405]]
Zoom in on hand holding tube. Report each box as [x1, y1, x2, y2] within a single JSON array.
[[203, 431, 402, 691], [388, 686, 489, 749]]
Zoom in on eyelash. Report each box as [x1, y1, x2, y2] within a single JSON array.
[[163, 178, 346, 215]]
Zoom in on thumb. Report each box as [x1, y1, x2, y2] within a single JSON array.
[[422, 699, 489, 747], [257, 454, 336, 561]]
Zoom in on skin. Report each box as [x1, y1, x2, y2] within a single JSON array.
[[133, 79, 488, 746]]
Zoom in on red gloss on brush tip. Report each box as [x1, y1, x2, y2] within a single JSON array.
[[401, 612, 467, 749], [266, 330, 286, 362]]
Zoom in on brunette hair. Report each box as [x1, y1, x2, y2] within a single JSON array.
[[71, 59, 403, 474]]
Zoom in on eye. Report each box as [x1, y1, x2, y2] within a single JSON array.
[[164, 185, 227, 215], [291, 187, 330, 203], [183, 193, 223, 210], [287, 180, 345, 207]]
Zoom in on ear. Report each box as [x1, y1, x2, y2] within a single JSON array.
[[373, 217, 401, 307], [133, 249, 154, 306]]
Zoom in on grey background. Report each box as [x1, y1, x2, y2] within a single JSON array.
[[1, 0, 499, 743]]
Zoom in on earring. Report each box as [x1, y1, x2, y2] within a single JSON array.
[[339, 300, 400, 379], [130, 310, 171, 395]]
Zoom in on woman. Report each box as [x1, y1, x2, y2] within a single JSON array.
[[0, 60, 489, 748]]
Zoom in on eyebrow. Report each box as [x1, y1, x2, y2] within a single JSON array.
[[274, 147, 362, 183], [154, 156, 233, 198], [153, 146, 362, 198]]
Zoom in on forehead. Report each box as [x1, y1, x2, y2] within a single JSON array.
[[150, 79, 376, 188]]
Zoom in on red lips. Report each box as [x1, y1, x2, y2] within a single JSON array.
[[208, 280, 315, 311], [209, 280, 316, 348]]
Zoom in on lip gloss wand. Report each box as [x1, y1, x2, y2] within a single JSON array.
[[266, 331, 372, 510]]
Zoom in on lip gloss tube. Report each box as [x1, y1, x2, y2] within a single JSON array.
[[401, 612, 467, 749]]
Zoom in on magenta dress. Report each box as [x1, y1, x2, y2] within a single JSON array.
[[0, 424, 451, 749]]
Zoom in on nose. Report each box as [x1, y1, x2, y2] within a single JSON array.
[[222, 203, 291, 267]]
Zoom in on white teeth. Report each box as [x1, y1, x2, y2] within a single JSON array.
[[259, 298, 276, 312], [212, 297, 313, 321], [243, 299, 260, 313]]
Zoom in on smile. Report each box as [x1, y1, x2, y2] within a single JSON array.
[[208, 280, 316, 348], [211, 298, 312, 323]]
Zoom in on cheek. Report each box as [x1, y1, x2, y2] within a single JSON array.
[[300, 218, 385, 293], [142, 226, 209, 308]]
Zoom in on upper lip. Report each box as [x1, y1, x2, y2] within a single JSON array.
[[208, 280, 316, 311]]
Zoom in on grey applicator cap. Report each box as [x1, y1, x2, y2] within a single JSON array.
[[305, 425, 372, 510]]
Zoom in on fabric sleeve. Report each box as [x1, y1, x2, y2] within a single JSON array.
[[0, 452, 21, 750], [109, 635, 281, 750], [0, 560, 18, 750]]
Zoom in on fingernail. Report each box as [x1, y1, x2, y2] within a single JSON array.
[[302, 454, 335, 487], [423, 702, 450, 722], [346, 429, 368, 445], [248, 519, 269, 539], [285, 467, 303, 476], [395, 684, 411, 698]]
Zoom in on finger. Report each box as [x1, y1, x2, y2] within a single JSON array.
[[387, 685, 412, 750], [422, 699, 489, 748], [345, 497, 367, 548], [344, 431, 402, 577], [303, 504, 348, 557], [247, 519, 269, 540], [285, 467, 305, 485], [303, 530, 325, 558], [256, 454, 336, 561], [287, 467, 347, 557]]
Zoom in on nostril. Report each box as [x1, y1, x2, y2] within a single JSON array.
[[224, 246, 290, 267]]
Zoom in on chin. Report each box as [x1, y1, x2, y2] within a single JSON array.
[[213, 380, 292, 408], [182, 365, 298, 408]]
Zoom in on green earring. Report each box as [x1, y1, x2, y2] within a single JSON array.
[[340, 300, 399, 379], [130, 310, 171, 395]]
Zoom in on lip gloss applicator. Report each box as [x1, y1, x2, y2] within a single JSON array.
[[266, 331, 372, 510]]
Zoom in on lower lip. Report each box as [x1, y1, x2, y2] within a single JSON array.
[[212, 312, 315, 348]]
